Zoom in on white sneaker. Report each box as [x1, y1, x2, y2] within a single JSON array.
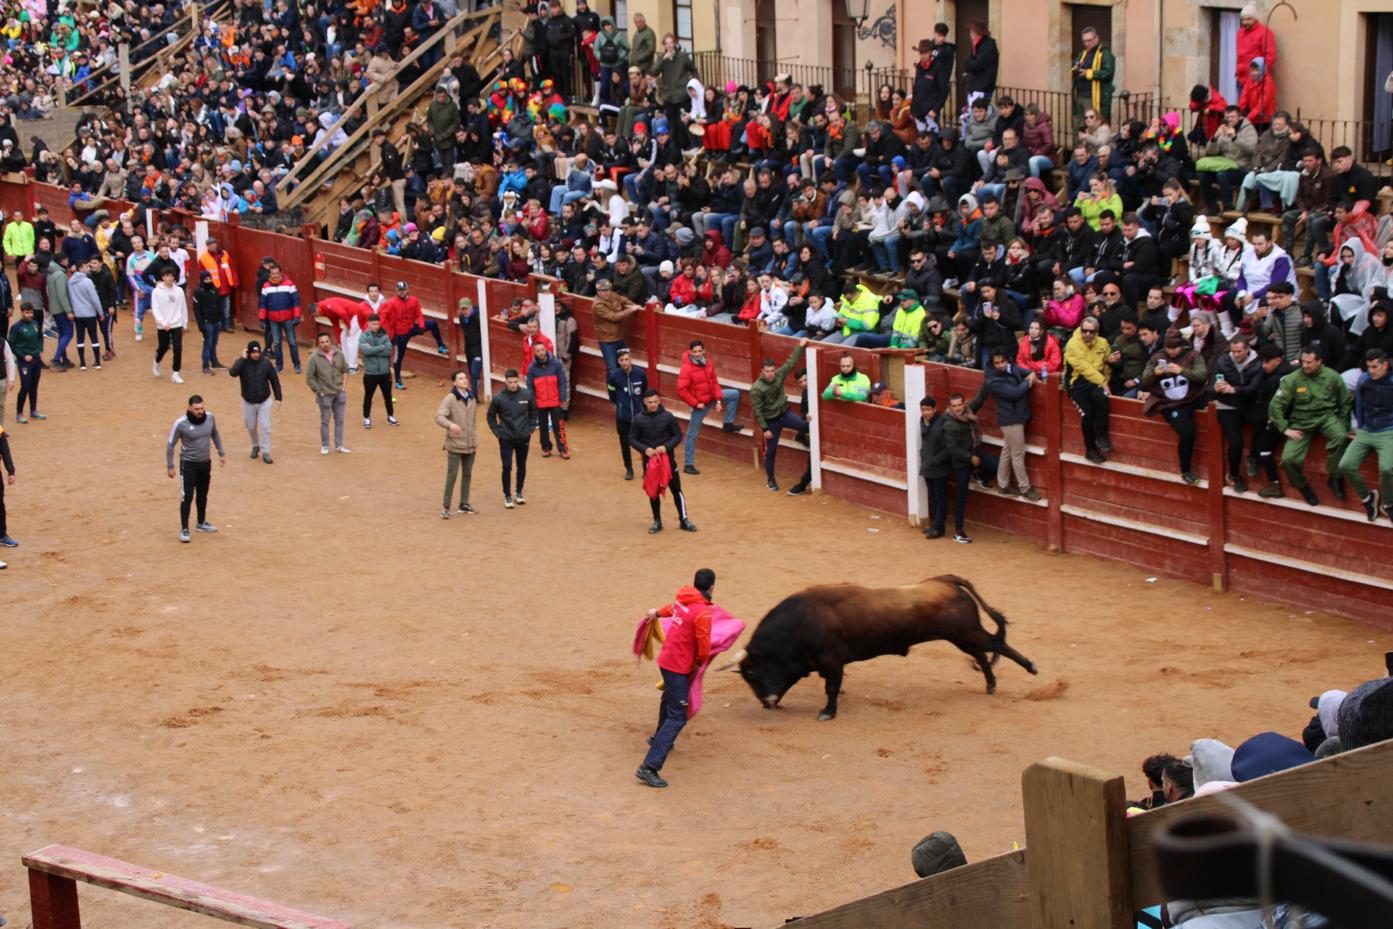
[[0, 559, 7, 568], [336, 445, 351, 454], [387, 416, 400, 426], [135, 329, 143, 342], [321, 446, 330, 455], [171, 372, 184, 384], [364, 417, 372, 429], [152, 361, 160, 377]]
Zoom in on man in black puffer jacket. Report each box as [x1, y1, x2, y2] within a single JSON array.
[[630, 389, 696, 534], [228, 340, 282, 464]]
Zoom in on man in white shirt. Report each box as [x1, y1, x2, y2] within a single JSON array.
[[150, 267, 188, 384]]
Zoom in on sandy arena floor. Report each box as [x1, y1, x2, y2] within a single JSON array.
[[0, 321, 1387, 929]]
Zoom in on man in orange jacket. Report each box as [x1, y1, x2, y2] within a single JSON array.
[[636, 568, 715, 789], [197, 236, 239, 333]]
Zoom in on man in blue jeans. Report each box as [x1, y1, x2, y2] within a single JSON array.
[[636, 568, 716, 789], [751, 339, 809, 491], [675, 339, 740, 475]]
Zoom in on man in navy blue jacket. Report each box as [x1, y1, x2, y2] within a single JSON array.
[[606, 347, 648, 481]]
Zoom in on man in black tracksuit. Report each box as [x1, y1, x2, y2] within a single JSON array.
[[166, 394, 226, 543], [0, 422, 18, 558], [485, 368, 536, 507], [606, 347, 647, 480], [630, 389, 696, 534]]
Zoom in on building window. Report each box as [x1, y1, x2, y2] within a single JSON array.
[[614, 0, 627, 33], [673, 0, 693, 51]]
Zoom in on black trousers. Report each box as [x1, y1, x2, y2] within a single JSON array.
[[179, 459, 211, 529], [1253, 423, 1283, 481], [1218, 409, 1251, 479], [499, 439, 529, 496], [1162, 403, 1199, 473], [648, 456, 688, 522], [0, 473, 7, 537], [15, 359, 39, 415], [927, 470, 970, 535], [537, 408, 566, 452], [74, 317, 100, 366], [616, 418, 633, 470], [156, 326, 183, 372], [362, 373, 394, 417], [1069, 382, 1111, 452]]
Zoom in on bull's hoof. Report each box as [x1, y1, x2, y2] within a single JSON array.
[[817, 711, 836, 721]]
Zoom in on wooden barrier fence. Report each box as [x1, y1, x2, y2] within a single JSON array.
[[2, 177, 1388, 628]]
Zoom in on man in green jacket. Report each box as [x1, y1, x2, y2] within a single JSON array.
[[942, 392, 981, 544], [1268, 346, 1354, 506], [593, 17, 628, 104], [654, 33, 696, 106], [822, 352, 872, 402], [426, 87, 461, 173], [4, 210, 34, 266], [306, 332, 350, 455], [7, 303, 45, 422], [752, 338, 809, 491], [628, 12, 656, 73], [359, 314, 396, 428]]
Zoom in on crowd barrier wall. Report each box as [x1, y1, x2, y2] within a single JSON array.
[[5, 178, 1388, 628]]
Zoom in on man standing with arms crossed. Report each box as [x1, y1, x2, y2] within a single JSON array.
[[751, 338, 809, 492], [166, 394, 226, 543], [228, 339, 281, 463], [306, 332, 350, 456], [486, 368, 535, 508], [436, 370, 478, 519], [635, 567, 716, 789], [359, 314, 398, 428]]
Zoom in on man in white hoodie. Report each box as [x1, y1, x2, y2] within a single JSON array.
[[150, 267, 188, 384]]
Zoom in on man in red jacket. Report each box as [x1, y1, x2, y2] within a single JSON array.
[[380, 281, 448, 389], [636, 568, 716, 789], [316, 296, 373, 373], [675, 339, 741, 474]]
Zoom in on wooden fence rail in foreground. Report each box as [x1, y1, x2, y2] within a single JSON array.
[[784, 738, 1393, 929], [22, 844, 350, 929]]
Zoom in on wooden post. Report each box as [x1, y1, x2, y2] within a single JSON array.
[[1202, 408, 1229, 591], [118, 43, 131, 97], [29, 868, 82, 929], [806, 346, 823, 492], [1022, 758, 1132, 929], [1043, 376, 1064, 552], [644, 300, 660, 392], [901, 362, 926, 524], [475, 277, 493, 397]]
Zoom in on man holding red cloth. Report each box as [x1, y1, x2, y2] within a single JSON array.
[[636, 569, 716, 789], [629, 389, 697, 535]]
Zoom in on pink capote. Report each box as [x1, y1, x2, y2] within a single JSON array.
[[632, 606, 746, 718]]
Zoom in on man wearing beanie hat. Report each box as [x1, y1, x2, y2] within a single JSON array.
[[1141, 327, 1209, 483], [1337, 676, 1393, 751], [228, 340, 282, 464], [1236, 5, 1276, 94]]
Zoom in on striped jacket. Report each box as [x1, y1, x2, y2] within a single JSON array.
[[258, 277, 301, 324]]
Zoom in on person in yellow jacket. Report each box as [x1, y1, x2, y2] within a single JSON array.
[[3, 210, 34, 266], [888, 290, 928, 349], [825, 281, 882, 344], [822, 352, 872, 402], [1064, 317, 1113, 462]]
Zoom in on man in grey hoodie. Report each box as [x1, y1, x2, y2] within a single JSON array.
[[166, 394, 226, 543], [68, 258, 103, 370], [45, 257, 73, 369]]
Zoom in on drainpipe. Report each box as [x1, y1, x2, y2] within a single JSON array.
[[1155, 0, 1164, 103]]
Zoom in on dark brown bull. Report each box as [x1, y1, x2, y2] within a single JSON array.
[[726, 575, 1038, 719]]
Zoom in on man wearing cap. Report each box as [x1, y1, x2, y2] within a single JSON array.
[[456, 298, 484, 399], [381, 280, 448, 390], [592, 277, 643, 376], [228, 340, 282, 464], [913, 26, 955, 124]]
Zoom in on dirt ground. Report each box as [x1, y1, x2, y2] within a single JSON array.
[[0, 320, 1388, 929]]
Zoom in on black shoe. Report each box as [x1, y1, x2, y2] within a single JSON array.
[[1359, 491, 1379, 521], [1231, 476, 1248, 493], [1246, 458, 1260, 478], [1383, 503, 1393, 523], [1258, 481, 1284, 498], [647, 736, 654, 746], [767, 480, 779, 492], [679, 518, 698, 532], [953, 533, 973, 544], [1085, 449, 1106, 464], [635, 765, 668, 788], [683, 465, 700, 475], [1181, 471, 1200, 486], [923, 528, 944, 539], [1096, 437, 1112, 454], [458, 503, 476, 514], [787, 484, 807, 496], [624, 467, 634, 481], [1327, 477, 1347, 501], [648, 521, 663, 534], [251, 446, 260, 459], [1299, 484, 1320, 506], [721, 422, 740, 433], [262, 453, 273, 464]]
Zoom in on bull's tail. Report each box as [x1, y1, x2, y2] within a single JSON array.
[[938, 574, 1009, 665]]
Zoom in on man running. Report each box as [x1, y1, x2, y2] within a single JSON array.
[[228, 340, 281, 463], [486, 368, 535, 508], [630, 388, 697, 533], [166, 394, 226, 543], [635, 568, 717, 789]]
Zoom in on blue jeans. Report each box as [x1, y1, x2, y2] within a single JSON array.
[[269, 319, 300, 372], [52, 313, 73, 363], [642, 666, 691, 772], [719, 214, 740, 248], [600, 340, 627, 377], [684, 388, 739, 466], [809, 224, 834, 260], [134, 291, 151, 330], [848, 332, 892, 348], [201, 322, 221, 368], [763, 408, 808, 481], [1028, 156, 1054, 178], [870, 235, 901, 272], [549, 187, 588, 215], [977, 183, 1005, 202]]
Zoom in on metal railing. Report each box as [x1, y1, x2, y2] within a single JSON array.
[[691, 51, 858, 103], [1294, 114, 1393, 178]]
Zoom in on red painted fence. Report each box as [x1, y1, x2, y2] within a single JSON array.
[[5, 178, 1389, 628]]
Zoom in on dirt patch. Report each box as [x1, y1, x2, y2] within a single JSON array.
[[0, 328, 1384, 929]]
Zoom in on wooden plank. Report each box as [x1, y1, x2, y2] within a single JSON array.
[[29, 868, 81, 929], [1127, 739, 1393, 907], [780, 849, 1030, 929], [22, 845, 350, 929], [1022, 758, 1132, 929]]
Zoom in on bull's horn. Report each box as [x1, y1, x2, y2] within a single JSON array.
[[714, 648, 747, 672]]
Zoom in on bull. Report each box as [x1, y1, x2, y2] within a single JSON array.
[[721, 575, 1038, 720]]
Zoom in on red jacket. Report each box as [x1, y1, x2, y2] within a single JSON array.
[[656, 586, 712, 674], [318, 296, 372, 329], [1016, 333, 1063, 376], [380, 295, 424, 338], [522, 331, 553, 371], [676, 350, 721, 408], [1238, 72, 1276, 127], [668, 272, 698, 308], [1235, 22, 1276, 88]]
